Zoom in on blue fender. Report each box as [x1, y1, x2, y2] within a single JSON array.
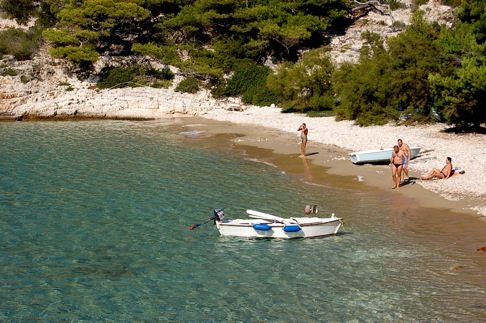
[[253, 223, 271, 231], [283, 225, 301, 232]]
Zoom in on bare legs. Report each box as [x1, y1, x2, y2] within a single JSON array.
[[421, 169, 445, 180], [402, 164, 409, 181], [391, 164, 403, 189], [299, 141, 307, 157]]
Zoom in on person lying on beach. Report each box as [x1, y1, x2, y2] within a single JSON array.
[[421, 157, 453, 180]]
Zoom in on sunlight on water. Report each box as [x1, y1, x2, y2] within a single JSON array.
[[0, 121, 485, 321]]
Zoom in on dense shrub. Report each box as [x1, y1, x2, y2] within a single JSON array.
[[429, 23, 486, 128], [175, 77, 200, 93], [387, 0, 406, 10], [223, 62, 277, 106], [0, 28, 41, 60], [242, 85, 278, 106], [96, 65, 174, 89], [332, 14, 445, 126], [1, 67, 17, 76], [0, 0, 35, 24], [456, 0, 486, 44], [132, 43, 180, 66], [267, 48, 334, 112], [210, 79, 227, 98], [148, 67, 174, 80], [151, 79, 172, 88], [20, 74, 31, 83], [97, 66, 142, 89]]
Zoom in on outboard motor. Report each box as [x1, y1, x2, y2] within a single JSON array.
[[213, 208, 225, 224]]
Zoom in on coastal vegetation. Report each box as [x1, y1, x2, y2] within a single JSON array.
[[96, 65, 174, 89], [175, 77, 200, 93], [0, 0, 484, 128]]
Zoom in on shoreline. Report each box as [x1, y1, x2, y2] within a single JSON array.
[[197, 106, 486, 216], [177, 117, 486, 219], [1, 86, 485, 216], [4, 114, 483, 221]]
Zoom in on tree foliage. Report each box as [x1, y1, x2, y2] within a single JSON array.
[[162, 0, 350, 61], [267, 48, 334, 112], [43, 0, 151, 63], [0, 27, 42, 60], [96, 65, 174, 89], [0, 0, 36, 24], [429, 22, 486, 127], [332, 13, 446, 125], [175, 77, 200, 93], [1, 0, 483, 128], [456, 0, 486, 44], [221, 61, 277, 106]]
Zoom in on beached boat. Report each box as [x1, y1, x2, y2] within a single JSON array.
[[349, 147, 421, 164], [212, 208, 343, 239]]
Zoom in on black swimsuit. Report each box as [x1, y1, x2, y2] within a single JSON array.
[[393, 163, 402, 168]]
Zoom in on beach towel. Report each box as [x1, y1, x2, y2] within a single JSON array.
[[452, 167, 465, 176]]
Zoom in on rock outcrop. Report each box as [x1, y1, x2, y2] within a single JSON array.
[[0, 47, 246, 119], [329, 0, 455, 65]]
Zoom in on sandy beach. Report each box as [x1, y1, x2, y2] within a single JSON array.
[[192, 106, 486, 217]]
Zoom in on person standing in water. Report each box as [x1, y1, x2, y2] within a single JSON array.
[[390, 145, 405, 189], [298, 123, 308, 157]]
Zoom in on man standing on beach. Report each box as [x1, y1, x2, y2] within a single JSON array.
[[390, 145, 405, 189], [298, 123, 308, 157], [398, 138, 411, 181]]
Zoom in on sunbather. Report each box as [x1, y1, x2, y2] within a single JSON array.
[[421, 157, 453, 180]]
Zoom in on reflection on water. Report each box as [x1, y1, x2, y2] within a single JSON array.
[[0, 121, 485, 321]]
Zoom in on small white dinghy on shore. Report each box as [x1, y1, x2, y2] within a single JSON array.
[[208, 207, 343, 239], [349, 147, 421, 164]]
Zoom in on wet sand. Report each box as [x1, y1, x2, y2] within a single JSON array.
[[174, 117, 486, 255], [179, 117, 484, 217]]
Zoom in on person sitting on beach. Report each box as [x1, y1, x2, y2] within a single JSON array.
[[390, 145, 405, 189], [421, 157, 453, 180], [297, 123, 308, 157]]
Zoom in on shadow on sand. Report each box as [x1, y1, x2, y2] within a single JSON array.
[[400, 177, 419, 187]]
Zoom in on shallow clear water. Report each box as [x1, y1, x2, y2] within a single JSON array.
[[1, 121, 485, 321]]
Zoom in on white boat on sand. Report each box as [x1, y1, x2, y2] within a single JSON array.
[[349, 147, 421, 164], [211, 208, 343, 239]]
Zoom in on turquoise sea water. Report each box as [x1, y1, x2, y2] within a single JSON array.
[[1, 121, 485, 321]]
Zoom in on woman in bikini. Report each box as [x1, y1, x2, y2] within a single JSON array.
[[390, 145, 405, 189], [421, 157, 453, 180]]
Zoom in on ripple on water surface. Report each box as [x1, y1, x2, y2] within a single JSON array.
[[0, 121, 485, 321]]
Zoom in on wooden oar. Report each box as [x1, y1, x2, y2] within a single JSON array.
[[246, 209, 286, 223]]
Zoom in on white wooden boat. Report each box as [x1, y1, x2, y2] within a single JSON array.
[[213, 209, 343, 239], [349, 146, 421, 164]]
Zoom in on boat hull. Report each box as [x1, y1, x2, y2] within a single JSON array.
[[349, 147, 421, 164], [215, 218, 342, 239]]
